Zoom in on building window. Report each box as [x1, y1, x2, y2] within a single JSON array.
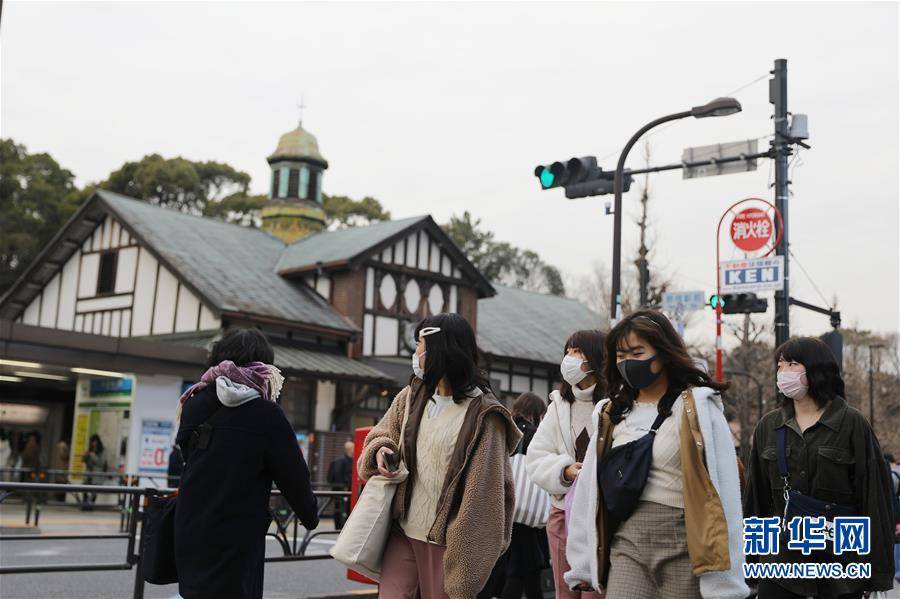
[[96, 251, 117, 295], [279, 166, 289, 198], [271, 169, 280, 198], [280, 377, 315, 431], [299, 167, 310, 200], [288, 168, 299, 197], [308, 169, 319, 202]]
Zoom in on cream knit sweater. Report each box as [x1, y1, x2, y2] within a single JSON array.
[[400, 393, 473, 542], [610, 396, 684, 508]]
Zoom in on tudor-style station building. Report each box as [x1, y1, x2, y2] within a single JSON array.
[[0, 123, 602, 484]]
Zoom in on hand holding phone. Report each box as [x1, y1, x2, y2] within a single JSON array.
[[376, 447, 400, 477], [383, 451, 400, 472]]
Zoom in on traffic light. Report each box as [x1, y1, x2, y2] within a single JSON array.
[[534, 156, 632, 198], [709, 294, 725, 310], [721, 293, 768, 314], [819, 330, 843, 372]]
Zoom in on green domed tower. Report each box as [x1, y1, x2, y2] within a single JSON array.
[[262, 123, 329, 243]]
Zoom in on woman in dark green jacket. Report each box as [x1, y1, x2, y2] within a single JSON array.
[[744, 337, 894, 599]]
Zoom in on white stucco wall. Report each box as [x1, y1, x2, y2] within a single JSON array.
[[314, 380, 336, 431], [126, 373, 184, 487]]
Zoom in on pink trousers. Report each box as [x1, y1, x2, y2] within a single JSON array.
[[547, 506, 603, 599], [379, 527, 450, 599]]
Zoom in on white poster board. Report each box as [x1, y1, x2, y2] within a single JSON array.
[[719, 256, 785, 293], [139, 419, 173, 474]]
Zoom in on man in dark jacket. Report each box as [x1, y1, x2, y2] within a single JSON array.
[[327, 441, 354, 529]]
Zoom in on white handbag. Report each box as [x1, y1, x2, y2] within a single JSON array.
[[329, 390, 410, 581], [510, 452, 551, 528]]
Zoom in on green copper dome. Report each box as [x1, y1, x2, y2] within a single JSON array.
[[267, 125, 328, 167]]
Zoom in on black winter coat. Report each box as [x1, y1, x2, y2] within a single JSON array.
[[174, 387, 319, 599]]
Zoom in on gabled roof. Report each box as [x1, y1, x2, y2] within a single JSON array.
[[276, 216, 427, 272], [99, 191, 358, 334], [477, 285, 605, 365], [0, 191, 359, 335], [276, 215, 496, 298]]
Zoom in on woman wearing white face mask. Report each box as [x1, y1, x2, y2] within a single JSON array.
[[744, 337, 895, 599], [526, 329, 606, 599], [357, 313, 521, 599]]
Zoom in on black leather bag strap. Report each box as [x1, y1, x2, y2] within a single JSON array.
[[648, 410, 670, 435], [181, 402, 226, 461]]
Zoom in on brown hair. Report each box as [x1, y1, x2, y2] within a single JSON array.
[[511, 392, 548, 424], [606, 310, 728, 424], [558, 329, 607, 404]]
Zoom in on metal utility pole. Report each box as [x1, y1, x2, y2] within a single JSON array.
[[771, 59, 791, 347], [868, 344, 884, 433]]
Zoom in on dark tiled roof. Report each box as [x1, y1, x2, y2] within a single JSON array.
[[140, 331, 392, 382], [275, 215, 429, 274], [98, 191, 357, 333], [477, 285, 605, 365], [273, 344, 391, 382]]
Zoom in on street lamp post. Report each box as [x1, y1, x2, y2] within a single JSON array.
[[868, 344, 884, 433], [610, 97, 742, 321]]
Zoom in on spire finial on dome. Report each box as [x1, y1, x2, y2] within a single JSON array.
[[296, 96, 306, 128]]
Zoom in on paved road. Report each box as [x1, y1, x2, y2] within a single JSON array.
[[0, 537, 373, 598], [0, 502, 371, 598]]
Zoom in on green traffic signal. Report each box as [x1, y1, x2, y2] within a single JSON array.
[[709, 294, 725, 310], [538, 167, 555, 189]]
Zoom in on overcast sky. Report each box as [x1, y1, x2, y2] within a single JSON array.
[[2, 1, 898, 344]]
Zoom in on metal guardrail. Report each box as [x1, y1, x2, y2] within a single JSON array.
[[0, 468, 157, 530], [1, 467, 340, 489], [1, 467, 342, 529], [0, 481, 350, 599]]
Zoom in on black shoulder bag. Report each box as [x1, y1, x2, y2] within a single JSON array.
[[598, 406, 671, 524], [141, 404, 223, 585], [775, 426, 854, 525]]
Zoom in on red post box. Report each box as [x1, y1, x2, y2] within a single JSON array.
[[347, 426, 377, 585]]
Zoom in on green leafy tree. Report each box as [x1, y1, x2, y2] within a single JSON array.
[[442, 211, 565, 296], [103, 154, 251, 214], [199, 191, 392, 229], [103, 154, 392, 230], [202, 192, 267, 226], [443, 212, 503, 279], [322, 194, 391, 229], [0, 139, 84, 295]]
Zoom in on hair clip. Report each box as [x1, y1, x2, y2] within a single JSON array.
[[634, 316, 663, 328], [419, 326, 442, 338]]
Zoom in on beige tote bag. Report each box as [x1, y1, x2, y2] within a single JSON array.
[[329, 390, 410, 581]]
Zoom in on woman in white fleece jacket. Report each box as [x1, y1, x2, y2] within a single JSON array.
[[564, 311, 748, 599], [525, 329, 606, 599]]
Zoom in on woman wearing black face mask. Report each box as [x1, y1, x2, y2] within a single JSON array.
[[565, 310, 748, 599]]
